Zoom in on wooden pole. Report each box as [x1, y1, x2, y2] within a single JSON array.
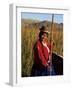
[[50, 14, 54, 75]]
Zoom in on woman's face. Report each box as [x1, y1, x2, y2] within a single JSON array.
[[41, 33, 48, 42]]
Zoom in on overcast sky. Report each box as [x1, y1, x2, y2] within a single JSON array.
[[21, 12, 63, 24]]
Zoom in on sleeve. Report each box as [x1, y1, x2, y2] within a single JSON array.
[[48, 44, 51, 54], [36, 42, 47, 66], [48, 42, 54, 54]]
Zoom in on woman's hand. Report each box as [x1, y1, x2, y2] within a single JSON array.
[[44, 63, 49, 67]]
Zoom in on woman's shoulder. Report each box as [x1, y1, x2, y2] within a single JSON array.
[[33, 40, 41, 49], [36, 39, 42, 46]]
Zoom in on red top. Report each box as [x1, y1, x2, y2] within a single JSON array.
[[34, 40, 51, 68]]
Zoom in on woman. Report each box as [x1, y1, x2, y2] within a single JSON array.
[[31, 26, 55, 76]]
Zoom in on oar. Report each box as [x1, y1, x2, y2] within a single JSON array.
[[49, 14, 54, 75]]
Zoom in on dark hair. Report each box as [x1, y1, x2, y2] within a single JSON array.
[[39, 31, 48, 40]]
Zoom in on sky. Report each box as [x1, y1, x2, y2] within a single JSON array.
[[21, 12, 63, 24]]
